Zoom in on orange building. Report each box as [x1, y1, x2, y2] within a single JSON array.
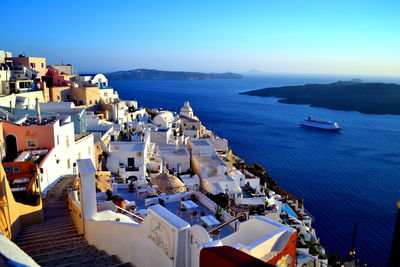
[[2, 120, 56, 161], [6, 55, 47, 79]]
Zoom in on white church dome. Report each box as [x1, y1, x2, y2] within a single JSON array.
[[180, 101, 193, 118]]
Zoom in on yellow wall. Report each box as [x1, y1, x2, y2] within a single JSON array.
[[0, 163, 43, 240], [50, 86, 71, 102], [72, 86, 100, 107]]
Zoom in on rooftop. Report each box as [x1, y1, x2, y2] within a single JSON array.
[[193, 154, 227, 169], [190, 140, 211, 147], [75, 132, 92, 142], [19, 116, 58, 126], [109, 142, 145, 152], [158, 145, 189, 156]]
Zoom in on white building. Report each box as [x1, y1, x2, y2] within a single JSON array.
[[76, 73, 108, 88], [152, 111, 176, 128], [188, 139, 215, 156], [149, 128, 173, 145], [179, 102, 202, 138], [106, 133, 152, 178], [180, 101, 194, 118], [0, 50, 12, 63], [75, 133, 95, 166], [156, 144, 190, 174], [51, 64, 75, 75], [99, 88, 119, 104]]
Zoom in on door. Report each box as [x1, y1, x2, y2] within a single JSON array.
[[5, 135, 17, 161], [127, 158, 135, 168]]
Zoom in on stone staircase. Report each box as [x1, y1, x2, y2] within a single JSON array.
[[15, 176, 132, 267]]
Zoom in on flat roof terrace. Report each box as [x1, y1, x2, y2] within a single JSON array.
[[97, 185, 234, 239], [190, 140, 210, 146]]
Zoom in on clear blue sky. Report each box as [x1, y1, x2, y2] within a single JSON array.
[[2, 0, 399, 76]]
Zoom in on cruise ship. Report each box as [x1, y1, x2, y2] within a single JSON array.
[[301, 116, 341, 131]]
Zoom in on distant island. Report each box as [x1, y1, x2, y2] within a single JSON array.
[[106, 69, 243, 80], [240, 80, 400, 115]]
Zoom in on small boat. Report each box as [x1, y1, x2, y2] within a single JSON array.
[[301, 116, 341, 132]]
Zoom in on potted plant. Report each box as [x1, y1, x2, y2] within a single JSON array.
[[214, 205, 223, 221], [129, 182, 134, 193], [106, 189, 113, 201]]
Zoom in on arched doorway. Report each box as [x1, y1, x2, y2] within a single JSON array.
[[5, 135, 18, 162]]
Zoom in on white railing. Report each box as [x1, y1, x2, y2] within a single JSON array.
[[114, 205, 144, 222]]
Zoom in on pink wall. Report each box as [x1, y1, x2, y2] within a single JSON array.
[[3, 122, 55, 152]]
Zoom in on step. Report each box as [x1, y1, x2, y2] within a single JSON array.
[[44, 211, 71, 219], [18, 235, 85, 252], [32, 244, 98, 262], [17, 233, 84, 248], [37, 250, 108, 266], [22, 219, 74, 231], [20, 220, 74, 233], [43, 200, 67, 205], [60, 255, 121, 267], [111, 263, 135, 267], [24, 240, 89, 256], [19, 224, 76, 239], [17, 228, 78, 243], [43, 206, 69, 212], [43, 211, 71, 217]]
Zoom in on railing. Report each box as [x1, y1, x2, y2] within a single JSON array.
[[207, 215, 241, 234], [114, 205, 144, 222], [0, 202, 11, 239]]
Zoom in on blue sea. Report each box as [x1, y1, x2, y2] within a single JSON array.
[[110, 75, 400, 266]]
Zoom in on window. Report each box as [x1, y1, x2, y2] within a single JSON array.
[[4, 166, 11, 175], [78, 152, 81, 159], [66, 94, 70, 100], [88, 146, 91, 155], [66, 136, 70, 147], [41, 63, 44, 68], [89, 100, 93, 105], [30, 63, 36, 68], [67, 159, 71, 169], [12, 167, 20, 173], [57, 135, 60, 145], [136, 152, 142, 157], [27, 140, 37, 148]]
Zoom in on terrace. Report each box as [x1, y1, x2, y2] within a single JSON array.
[[96, 182, 235, 239]]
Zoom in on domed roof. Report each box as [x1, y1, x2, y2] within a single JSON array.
[[180, 101, 194, 117], [151, 173, 186, 193], [153, 111, 174, 122]]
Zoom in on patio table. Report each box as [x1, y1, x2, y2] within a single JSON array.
[[181, 200, 198, 210], [200, 215, 220, 227]]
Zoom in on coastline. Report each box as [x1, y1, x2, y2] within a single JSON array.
[[240, 81, 400, 115]]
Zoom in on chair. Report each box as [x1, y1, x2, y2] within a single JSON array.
[[189, 210, 199, 223], [176, 205, 187, 216], [210, 229, 221, 239]]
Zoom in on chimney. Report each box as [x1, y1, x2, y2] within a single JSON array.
[[35, 98, 41, 124]]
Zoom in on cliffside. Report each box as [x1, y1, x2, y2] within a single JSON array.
[[240, 81, 400, 115], [106, 69, 243, 80]]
